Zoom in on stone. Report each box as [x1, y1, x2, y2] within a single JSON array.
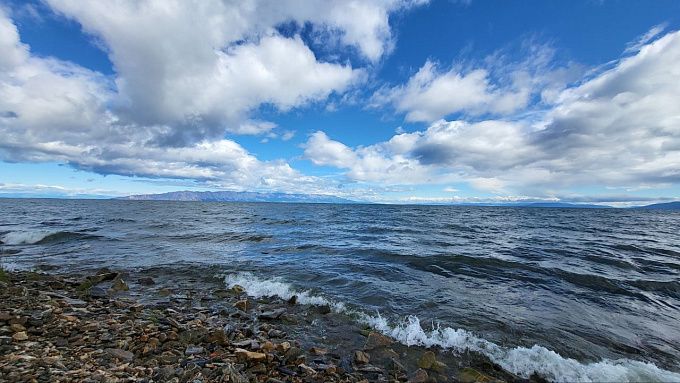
[[206, 329, 228, 345], [298, 363, 317, 375], [418, 350, 436, 369], [185, 346, 204, 355], [234, 348, 266, 363], [364, 332, 393, 350], [10, 323, 26, 333], [459, 367, 500, 383], [158, 288, 173, 297], [111, 278, 129, 292], [233, 299, 248, 312], [354, 350, 370, 364], [409, 368, 429, 383], [233, 339, 259, 350], [138, 277, 155, 286], [258, 308, 286, 320], [310, 346, 327, 356], [12, 331, 28, 341], [432, 360, 448, 373], [277, 341, 291, 353], [231, 285, 245, 294], [388, 357, 406, 372], [287, 295, 298, 305], [284, 347, 304, 363], [106, 348, 134, 362]]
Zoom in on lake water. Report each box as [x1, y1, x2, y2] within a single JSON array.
[[1, 199, 679, 382]]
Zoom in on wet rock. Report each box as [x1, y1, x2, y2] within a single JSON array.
[[111, 278, 129, 292], [298, 363, 317, 376], [310, 346, 328, 356], [284, 347, 304, 364], [277, 341, 291, 353], [409, 368, 429, 383], [459, 367, 501, 383], [258, 308, 286, 320], [158, 288, 173, 297], [10, 323, 26, 333], [233, 299, 248, 312], [106, 348, 134, 362], [432, 360, 448, 373], [0, 336, 11, 345], [364, 331, 393, 350], [233, 339, 260, 350], [231, 284, 245, 294], [267, 329, 286, 338], [418, 350, 436, 369], [12, 331, 28, 341], [287, 295, 298, 304], [138, 277, 155, 286], [354, 350, 370, 364]]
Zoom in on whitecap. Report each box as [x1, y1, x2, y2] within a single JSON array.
[[223, 272, 680, 383]]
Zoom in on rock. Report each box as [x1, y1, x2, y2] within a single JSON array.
[[233, 299, 248, 312], [284, 347, 304, 364], [10, 323, 26, 333], [185, 345, 204, 355], [0, 312, 11, 322], [111, 278, 129, 292], [432, 360, 448, 373], [0, 336, 11, 345], [261, 341, 275, 352], [158, 288, 173, 297], [287, 295, 298, 304], [459, 367, 500, 383], [310, 346, 327, 356], [234, 348, 266, 363], [231, 284, 245, 294], [364, 332, 393, 350], [267, 329, 286, 338], [418, 350, 436, 369], [277, 341, 291, 353], [233, 339, 260, 350], [298, 363, 317, 376], [138, 277, 155, 286], [206, 329, 228, 345], [106, 348, 134, 362], [12, 331, 28, 342], [258, 308, 286, 320], [354, 350, 370, 364], [62, 297, 88, 307], [387, 357, 406, 372], [316, 305, 332, 315], [409, 368, 429, 383]]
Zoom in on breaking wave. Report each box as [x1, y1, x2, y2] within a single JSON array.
[[224, 272, 680, 383], [0, 230, 100, 245]]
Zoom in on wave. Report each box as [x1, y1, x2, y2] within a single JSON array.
[[0, 230, 101, 245], [223, 272, 680, 383]]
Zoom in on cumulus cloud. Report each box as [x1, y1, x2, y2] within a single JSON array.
[[307, 29, 680, 195], [0, 2, 421, 193], [372, 42, 581, 122]]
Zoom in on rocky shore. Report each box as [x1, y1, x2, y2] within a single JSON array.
[[0, 269, 545, 382]]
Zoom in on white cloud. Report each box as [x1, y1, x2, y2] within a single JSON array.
[[0, 2, 424, 194], [306, 30, 680, 195], [372, 42, 581, 122]]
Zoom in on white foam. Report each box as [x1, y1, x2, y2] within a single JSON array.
[[224, 272, 346, 310], [223, 272, 680, 383], [1, 230, 54, 245]]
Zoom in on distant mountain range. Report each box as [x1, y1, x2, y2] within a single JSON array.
[[116, 190, 355, 204], [114, 191, 680, 209], [632, 201, 680, 210]]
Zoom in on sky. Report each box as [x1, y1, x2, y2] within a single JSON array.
[[1, 0, 679, 206]]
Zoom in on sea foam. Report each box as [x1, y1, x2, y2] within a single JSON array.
[[224, 272, 680, 383], [1, 230, 56, 245]]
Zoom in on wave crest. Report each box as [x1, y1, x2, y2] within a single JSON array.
[[223, 272, 680, 383]]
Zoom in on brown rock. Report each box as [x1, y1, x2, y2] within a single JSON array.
[[409, 368, 429, 383], [354, 350, 370, 364], [12, 331, 28, 342], [364, 332, 393, 350], [233, 299, 248, 312], [310, 346, 328, 356], [458, 367, 500, 383], [106, 348, 135, 362], [234, 348, 266, 363], [418, 350, 436, 369], [10, 323, 26, 333], [111, 278, 129, 292]]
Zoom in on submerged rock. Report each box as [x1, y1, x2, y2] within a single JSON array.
[[418, 350, 436, 369]]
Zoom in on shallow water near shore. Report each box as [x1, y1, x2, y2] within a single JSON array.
[[1, 199, 680, 382]]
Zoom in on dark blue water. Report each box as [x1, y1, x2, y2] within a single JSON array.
[[1, 199, 679, 381]]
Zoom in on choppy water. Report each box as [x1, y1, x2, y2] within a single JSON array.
[[1, 199, 679, 382]]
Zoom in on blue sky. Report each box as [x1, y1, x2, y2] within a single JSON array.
[[1, 0, 679, 205]]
